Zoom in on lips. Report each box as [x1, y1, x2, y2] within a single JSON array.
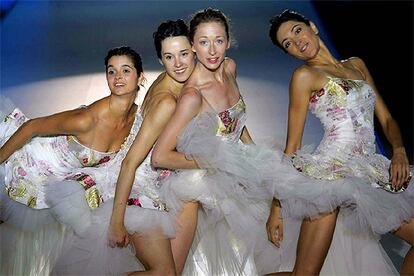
[[114, 83, 126, 87], [300, 43, 309, 53], [174, 68, 186, 74], [207, 57, 219, 64]]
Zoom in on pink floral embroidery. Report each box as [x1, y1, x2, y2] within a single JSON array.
[[218, 110, 232, 129], [17, 167, 27, 176], [82, 157, 89, 165], [127, 197, 142, 207], [157, 169, 171, 181], [98, 156, 110, 164]]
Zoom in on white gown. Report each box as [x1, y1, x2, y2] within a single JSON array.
[[157, 86, 400, 275], [0, 103, 176, 275]]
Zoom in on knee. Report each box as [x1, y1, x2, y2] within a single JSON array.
[[153, 265, 176, 276], [294, 264, 322, 276]]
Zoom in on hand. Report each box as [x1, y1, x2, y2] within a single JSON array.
[[108, 222, 129, 248], [390, 147, 410, 191], [266, 206, 283, 248]]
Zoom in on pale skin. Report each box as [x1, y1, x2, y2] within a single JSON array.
[[108, 36, 197, 276], [151, 20, 253, 273], [0, 54, 142, 167], [266, 20, 413, 275], [152, 22, 253, 172]]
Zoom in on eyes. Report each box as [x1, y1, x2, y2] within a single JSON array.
[[164, 51, 190, 61], [107, 68, 133, 75], [283, 27, 302, 49], [199, 38, 225, 46]]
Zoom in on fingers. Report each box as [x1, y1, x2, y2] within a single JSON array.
[[390, 162, 409, 190], [277, 221, 283, 242], [108, 235, 129, 248], [266, 222, 279, 247], [124, 235, 130, 247]]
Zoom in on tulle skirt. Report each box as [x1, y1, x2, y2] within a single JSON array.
[[157, 112, 401, 275]]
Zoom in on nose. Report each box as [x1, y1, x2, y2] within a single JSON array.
[[209, 43, 216, 55], [115, 71, 123, 79], [174, 57, 182, 68], [295, 38, 302, 47]]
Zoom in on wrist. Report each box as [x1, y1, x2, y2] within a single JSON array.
[[393, 147, 406, 155]]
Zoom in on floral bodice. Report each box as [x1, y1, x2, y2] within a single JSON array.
[[309, 77, 376, 157], [1, 107, 170, 211], [66, 136, 118, 167], [293, 77, 392, 183], [215, 96, 247, 143]]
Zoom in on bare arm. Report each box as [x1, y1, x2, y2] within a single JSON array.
[[109, 95, 177, 247], [284, 68, 313, 155], [0, 109, 93, 164], [152, 89, 201, 170], [353, 58, 409, 188]]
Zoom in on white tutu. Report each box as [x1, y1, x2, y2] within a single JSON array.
[[159, 107, 400, 275]]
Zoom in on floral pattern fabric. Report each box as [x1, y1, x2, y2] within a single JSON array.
[[1, 108, 169, 211], [293, 77, 393, 186]]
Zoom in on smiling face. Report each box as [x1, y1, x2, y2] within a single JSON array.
[[160, 36, 195, 83], [192, 22, 229, 71], [276, 20, 320, 60], [106, 55, 142, 95]]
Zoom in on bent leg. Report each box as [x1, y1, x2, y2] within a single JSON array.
[[171, 201, 199, 275], [293, 210, 338, 275], [128, 229, 176, 276], [393, 218, 414, 275]]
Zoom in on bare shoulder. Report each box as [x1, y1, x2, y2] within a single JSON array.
[[290, 65, 323, 96], [64, 106, 95, 132], [345, 57, 369, 79], [178, 86, 202, 109], [291, 65, 317, 85], [224, 57, 236, 76]]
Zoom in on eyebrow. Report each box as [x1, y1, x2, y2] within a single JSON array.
[[107, 64, 134, 69], [281, 23, 301, 46], [163, 49, 189, 56]]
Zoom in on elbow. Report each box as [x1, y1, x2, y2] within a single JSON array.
[[151, 149, 164, 168]]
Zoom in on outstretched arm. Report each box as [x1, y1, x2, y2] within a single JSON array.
[[152, 88, 202, 170], [109, 95, 177, 248], [353, 58, 409, 189], [0, 108, 93, 164]]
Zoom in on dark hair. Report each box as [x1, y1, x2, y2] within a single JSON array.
[[269, 9, 310, 53], [189, 8, 230, 43], [153, 19, 189, 59], [104, 46, 143, 74]]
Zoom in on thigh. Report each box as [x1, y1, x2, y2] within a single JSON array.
[[171, 201, 199, 275], [294, 210, 338, 275], [393, 218, 414, 245], [131, 229, 175, 272]]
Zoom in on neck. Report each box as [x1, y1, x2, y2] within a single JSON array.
[[197, 59, 226, 82], [107, 93, 137, 122], [305, 40, 339, 67]]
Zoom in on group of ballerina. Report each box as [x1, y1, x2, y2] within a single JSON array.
[[0, 8, 413, 276]]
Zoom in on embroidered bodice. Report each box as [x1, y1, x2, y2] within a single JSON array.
[[293, 77, 391, 183], [66, 136, 118, 167], [214, 96, 247, 143]]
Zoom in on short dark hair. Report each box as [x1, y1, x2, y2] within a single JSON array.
[[189, 8, 230, 43], [269, 9, 310, 53], [153, 19, 189, 59], [104, 46, 143, 74]]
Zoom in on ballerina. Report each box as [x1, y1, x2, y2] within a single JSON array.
[[0, 46, 144, 275], [266, 10, 413, 275]]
